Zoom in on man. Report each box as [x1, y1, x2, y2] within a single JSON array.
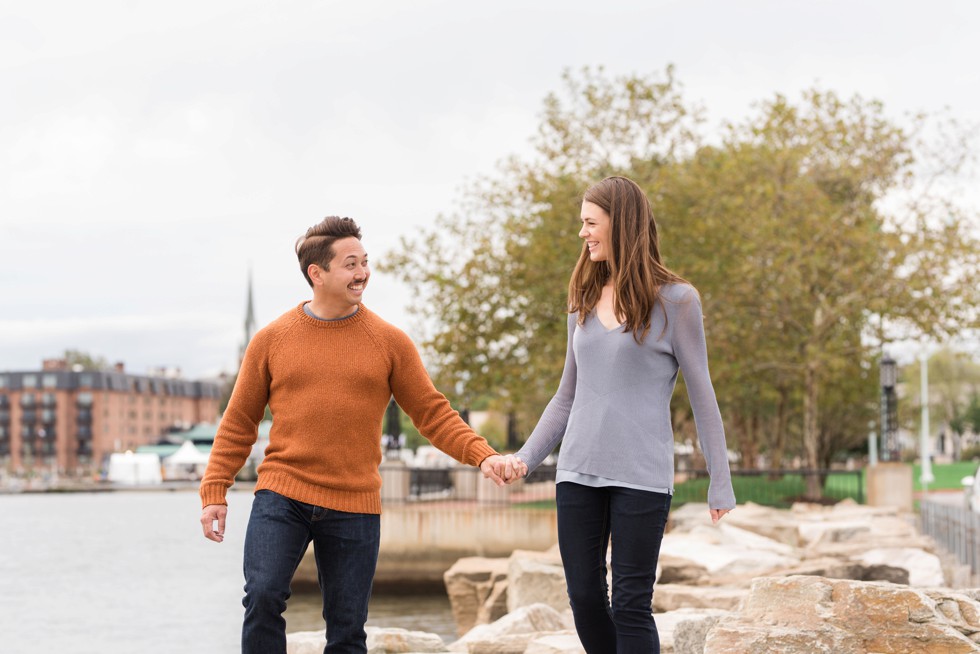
[[199, 216, 518, 654]]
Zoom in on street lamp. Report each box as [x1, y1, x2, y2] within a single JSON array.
[[919, 351, 934, 490], [384, 398, 402, 455], [880, 355, 898, 462]]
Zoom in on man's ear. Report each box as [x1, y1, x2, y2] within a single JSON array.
[[308, 263, 325, 286]]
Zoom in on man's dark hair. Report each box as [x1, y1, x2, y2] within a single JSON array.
[[295, 216, 363, 287]]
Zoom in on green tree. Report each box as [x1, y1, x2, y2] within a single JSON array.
[[902, 349, 980, 459]]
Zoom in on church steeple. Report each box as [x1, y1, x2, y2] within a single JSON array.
[[240, 268, 257, 364]]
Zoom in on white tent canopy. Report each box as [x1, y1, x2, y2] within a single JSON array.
[[163, 440, 209, 480], [108, 452, 162, 485]]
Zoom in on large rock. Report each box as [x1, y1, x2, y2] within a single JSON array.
[[368, 627, 449, 653], [769, 556, 910, 585], [652, 584, 748, 612], [444, 556, 509, 636], [672, 501, 807, 547], [858, 547, 946, 587], [653, 608, 731, 654], [523, 632, 585, 654], [287, 630, 326, 654], [448, 603, 571, 653], [287, 627, 448, 654], [672, 610, 728, 654], [657, 554, 709, 585], [475, 578, 509, 626], [658, 524, 799, 578], [703, 575, 980, 653], [506, 551, 568, 614]]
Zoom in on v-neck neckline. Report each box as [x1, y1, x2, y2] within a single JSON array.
[[593, 312, 623, 333]]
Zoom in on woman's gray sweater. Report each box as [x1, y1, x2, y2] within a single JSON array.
[[515, 283, 736, 510]]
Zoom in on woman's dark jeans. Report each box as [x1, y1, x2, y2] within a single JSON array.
[[241, 490, 380, 654], [556, 481, 672, 654]]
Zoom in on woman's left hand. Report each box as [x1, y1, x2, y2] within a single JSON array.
[[710, 508, 731, 524]]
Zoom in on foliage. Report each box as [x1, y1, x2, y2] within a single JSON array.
[[63, 349, 109, 371], [899, 349, 980, 459]]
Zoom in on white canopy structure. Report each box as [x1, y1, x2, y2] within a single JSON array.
[[107, 452, 163, 485], [163, 440, 209, 481]]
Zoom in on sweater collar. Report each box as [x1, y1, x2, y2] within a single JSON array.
[[294, 302, 369, 329]]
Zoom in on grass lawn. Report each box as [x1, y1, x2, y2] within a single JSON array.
[[911, 461, 977, 491], [513, 462, 980, 510], [672, 472, 864, 508]]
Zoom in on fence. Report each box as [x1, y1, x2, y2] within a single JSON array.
[[920, 499, 980, 577], [383, 465, 865, 508], [673, 468, 865, 507], [380, 463, 558, 506]]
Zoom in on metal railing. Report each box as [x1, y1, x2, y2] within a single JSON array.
[[920, 499, 980, 576], [380, 463, 558, 506], [383, 465, 866, 509]]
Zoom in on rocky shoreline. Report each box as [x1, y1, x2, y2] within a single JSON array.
[[286, 500, 980, 653]]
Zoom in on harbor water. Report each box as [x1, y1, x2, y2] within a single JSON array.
[[0, 489, 456, 654]]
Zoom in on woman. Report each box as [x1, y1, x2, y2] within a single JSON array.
[[508, 176, 736, 653]]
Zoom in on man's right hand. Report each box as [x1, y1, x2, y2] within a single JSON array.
[[201, 504, 228, 542]]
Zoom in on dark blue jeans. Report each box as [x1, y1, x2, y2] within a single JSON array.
[[556, 481, 672, 654], [241, 490, 381, 654]]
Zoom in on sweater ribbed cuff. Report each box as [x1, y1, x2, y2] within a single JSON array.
[[466, 440, 498, 467], [200, 482, 230, 508]]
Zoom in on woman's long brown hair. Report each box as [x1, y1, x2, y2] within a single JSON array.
[[568, 176, 689, 343]]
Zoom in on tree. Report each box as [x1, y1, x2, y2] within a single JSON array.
[[901, 349, 980, 459], [63, 349, 109, 371]]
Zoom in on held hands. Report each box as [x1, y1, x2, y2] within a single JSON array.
[[480, 454, 528, 486], [201, 504, 228, 542]]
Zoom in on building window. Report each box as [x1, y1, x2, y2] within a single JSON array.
[[20, 394, 35, 408], [42, 393, 56, 407], [41, 409, 56, 424], [79, 374, 93, 388], [0, 375, 7, 388], [42, 374, 57, 389], [77, 393, 94, 407], [22, 375, 37, 389]]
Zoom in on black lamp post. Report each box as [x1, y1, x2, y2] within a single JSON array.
[[880, 355, 898, 462], [384, 398, 402, 454]]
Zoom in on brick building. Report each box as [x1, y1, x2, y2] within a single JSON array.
[[0, 359, 220, 474]]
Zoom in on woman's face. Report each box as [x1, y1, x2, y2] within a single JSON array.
[[579, 201, 612, 262]]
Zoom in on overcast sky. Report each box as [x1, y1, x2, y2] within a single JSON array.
[[1, 0, 978, 379]]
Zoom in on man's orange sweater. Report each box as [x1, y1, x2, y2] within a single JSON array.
[[199, 303, 497, 514]]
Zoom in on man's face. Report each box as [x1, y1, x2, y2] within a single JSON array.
[[312, 236, 370, 307]]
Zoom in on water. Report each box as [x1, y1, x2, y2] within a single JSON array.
[[0, 490, 456, 654]]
